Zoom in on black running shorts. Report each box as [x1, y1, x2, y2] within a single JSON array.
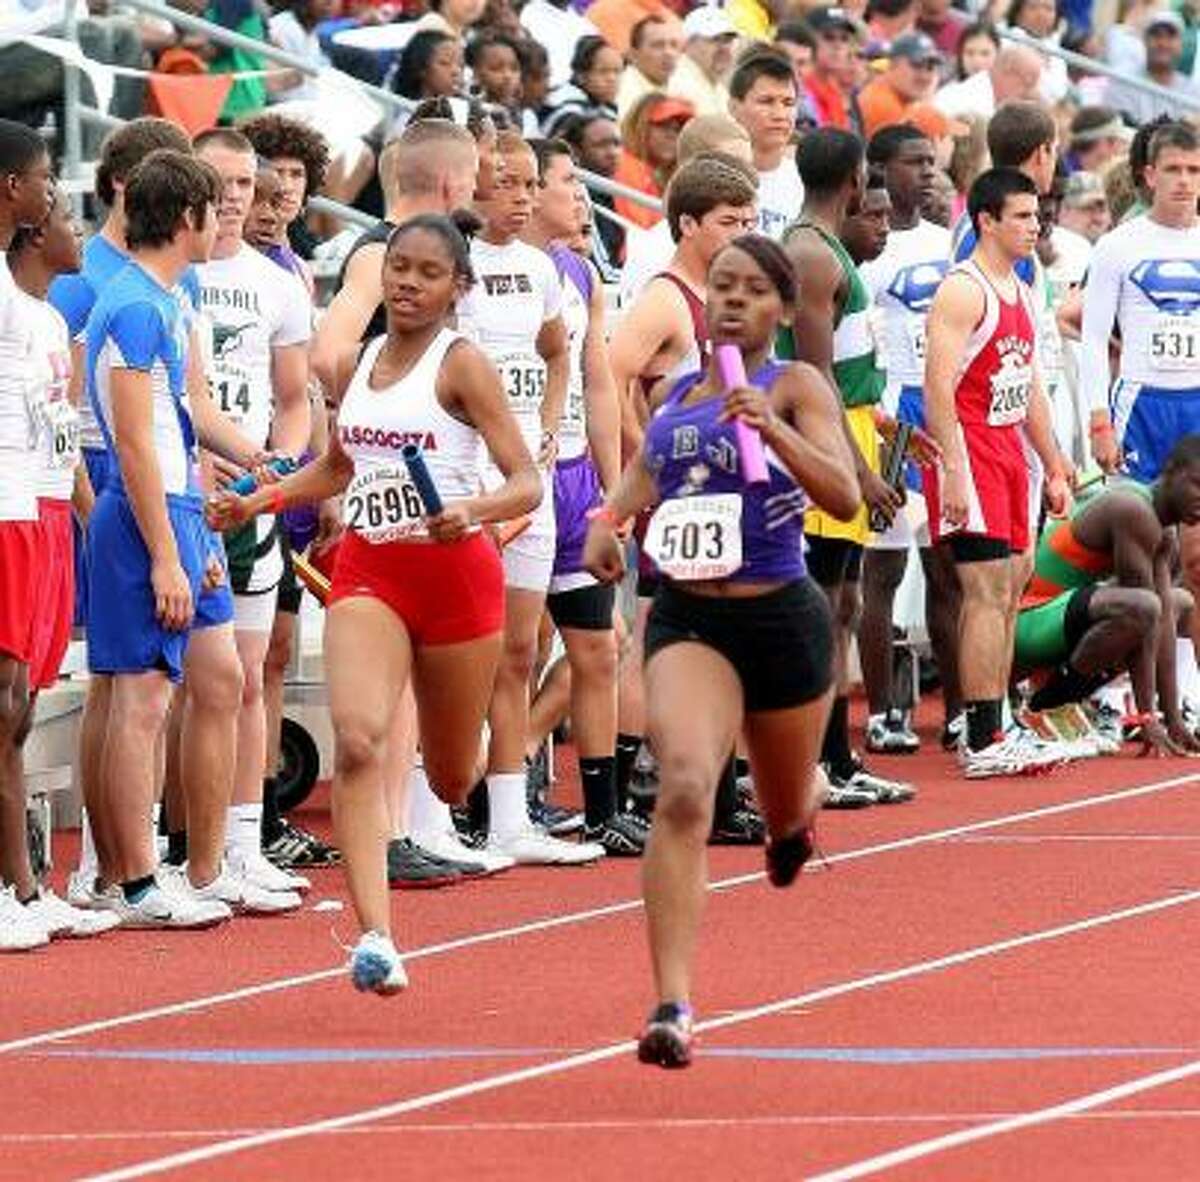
[[644, 578, 834, 712]]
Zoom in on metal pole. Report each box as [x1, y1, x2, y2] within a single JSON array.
[[307, 194, 380, 230], [1000, 26, 1200, 113], [578, 168, 664, 214], [117, 0, 411, 115], [62, 3, 82, 212], [590, 199, 643, 235], [79, 106, 123, 133]]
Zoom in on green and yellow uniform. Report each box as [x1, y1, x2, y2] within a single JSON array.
[[778, 222, 885, 544]]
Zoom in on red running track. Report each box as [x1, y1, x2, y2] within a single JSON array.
[[4, 729, 1200, 1181]]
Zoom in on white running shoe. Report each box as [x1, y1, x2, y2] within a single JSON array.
[[111, 879, 231, 929], [228, 848, 310, 894], [961, 729, 1062, 780], [350, 930, 408, 995], [25, 888, 121, 938], [0, 887, 49, 951], [179, 863, 302, 916], [415, 827, 515, 875], [487, 827, 605, 866], [66, 867, 105, 910]]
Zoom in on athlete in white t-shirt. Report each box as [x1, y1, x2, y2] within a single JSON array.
[[456, 133, 600, 865], [195, 131, 312, 910], [1083, 124, 1200, 483], [0, 119, 55, 953]]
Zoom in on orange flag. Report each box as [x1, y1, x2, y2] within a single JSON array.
[[146, 50, 234, 136]]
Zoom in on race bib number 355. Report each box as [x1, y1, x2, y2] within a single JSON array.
[[345, 465, 426, 543], [645, 494, 743, 581]]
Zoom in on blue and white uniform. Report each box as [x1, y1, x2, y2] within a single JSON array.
[[1082, 215, 1200, 481], [84, 262, 228, 682], [861, 218, 950, 548]]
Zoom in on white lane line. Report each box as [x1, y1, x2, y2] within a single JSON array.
[[78, 889, 1200, 1182], [9, 1109, 1200, 1146], [3, 771, 1195, 1059], [809, 1059, 1200, 1181], [955, 834, 1200, 844]]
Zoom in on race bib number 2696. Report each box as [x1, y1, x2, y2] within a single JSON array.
[[345, 464, 426, 544], [645, 495, 743, 582]]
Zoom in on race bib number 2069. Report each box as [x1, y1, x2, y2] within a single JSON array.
[[645, 495, 743, 581]]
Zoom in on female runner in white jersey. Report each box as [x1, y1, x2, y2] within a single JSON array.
[[455, 131, 602, 864], [209, 215, 541, 994]]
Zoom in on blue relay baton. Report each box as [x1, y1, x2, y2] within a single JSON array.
[[400, 442, 444, 516], [228, 455, 298, 496]]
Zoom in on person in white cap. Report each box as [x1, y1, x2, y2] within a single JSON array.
[[669, 5, 740, 117], [1066, 106, 1133, 176], [1106, 12, 1200, 126]]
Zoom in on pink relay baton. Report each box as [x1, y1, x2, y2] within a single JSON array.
[[715, 344, 769, 485]]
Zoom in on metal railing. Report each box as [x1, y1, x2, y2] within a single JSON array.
[[998, 26, 1200, 114]]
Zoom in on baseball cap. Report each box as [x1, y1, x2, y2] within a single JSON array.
[[889, 31, 942, 66], [646, 97, 696, 125], [1062, 171, 1108, 207], [681, 5, 738, 41], [1145, 9, 1184, 34], [807, 6, 864, 37]]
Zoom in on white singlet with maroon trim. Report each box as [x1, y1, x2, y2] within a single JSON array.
[[951, 259, 1037, 429], [0, 254, 38, 522], [337, 329, 482, 543], [17, 292, 76, 502]]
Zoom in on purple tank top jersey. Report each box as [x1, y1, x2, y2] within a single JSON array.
[[643, 362, 807, 584]]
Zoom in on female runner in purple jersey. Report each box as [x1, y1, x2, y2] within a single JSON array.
[[583, 234, 860, 1068]]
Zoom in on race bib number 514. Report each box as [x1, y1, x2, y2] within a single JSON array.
[[345, 464, 426, 543], [645, 494, 743, 581]]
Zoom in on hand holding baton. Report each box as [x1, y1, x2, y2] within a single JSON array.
[[228, 455, 298, 496], [870, 420, 913, 533], [715, 344, 769, 486], [400, 442, 444, 516]]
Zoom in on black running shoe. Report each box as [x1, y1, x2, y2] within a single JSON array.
[[386, 838, 461, 890], [265, 821, 340, 869], [765, 827, 814, 888], [637, 1001, 694, 1068], [542, 804, 584, 836], [709, 805, 765, 846], [583, 813, 646, 856], [409, 838, 489, 878]]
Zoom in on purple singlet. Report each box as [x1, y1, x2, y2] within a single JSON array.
[[642, 362, 807, 584]]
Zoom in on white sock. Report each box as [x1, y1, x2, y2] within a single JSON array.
[[487, 772, 529, 839], [226, 803, 263, 862], [408, 766, 453, 842], [78, 807, 97, 877], [1177, 638, 1200, 706]]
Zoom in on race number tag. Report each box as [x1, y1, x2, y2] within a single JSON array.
[[1148, 315, 1200, 371], [906, 319, 927, 368], [213, 361, 253, 426], [44, 401, 80, 470], [987, 363, 1032, 427], [344, 464, 427, 543], [497, 352, 546, 411], [645, 495, 743, 581]]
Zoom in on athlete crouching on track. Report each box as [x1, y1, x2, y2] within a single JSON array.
[[208, 214, 541, 996], [582, 235, 860, 1068]]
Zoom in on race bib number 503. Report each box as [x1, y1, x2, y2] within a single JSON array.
[[345, 464, 426, 543], [645, 494, 743, 581]]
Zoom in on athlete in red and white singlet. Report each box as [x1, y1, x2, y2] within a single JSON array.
[[209, 215, 541, 994], [923, 256, 1038, 554]]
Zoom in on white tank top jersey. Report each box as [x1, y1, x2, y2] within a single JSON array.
[[556, 256, 591, 461], [455, 237, 564, 453], [0, 253, 38, 522], [337, 329, 483, 543], [17, 292, 77, 502], [1081, 215, 1200, 399]]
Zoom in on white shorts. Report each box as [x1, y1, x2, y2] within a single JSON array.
[[233, 586, 279, 634], [500, 467, 556, 593], [867, 492, 930, 551]]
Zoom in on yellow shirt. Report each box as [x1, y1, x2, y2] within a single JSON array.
[[726, 0, 772, 40]]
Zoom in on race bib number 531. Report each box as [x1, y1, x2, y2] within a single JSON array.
[[1149, 315, 1199, 371], [345, 464, 426, 543], [645, 495, 743, 581]]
